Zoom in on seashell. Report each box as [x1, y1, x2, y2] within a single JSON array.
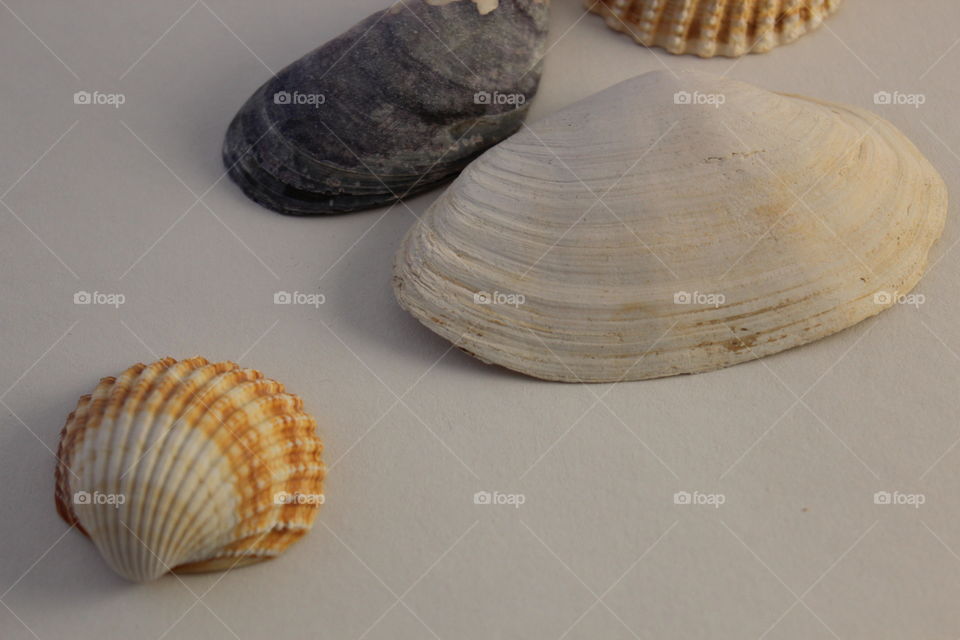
[[54, 357, 326, 582], [587, 0, 843, 57], [393, 71, 948, 383], [223, 0, 549, 216]]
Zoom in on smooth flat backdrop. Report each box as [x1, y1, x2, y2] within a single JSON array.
[[2, 1, 959, 638]]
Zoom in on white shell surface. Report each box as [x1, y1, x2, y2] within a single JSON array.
[[393, 71, 948, 383]]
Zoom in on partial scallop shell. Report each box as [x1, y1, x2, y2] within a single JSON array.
[[223, 0, 549, 216], [587, 0, 843, 57], [54, 357, 326, 582], [393, 71, 948, 383]]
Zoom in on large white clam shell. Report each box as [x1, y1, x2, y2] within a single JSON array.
[[55, 357, 326, 582], [393, 71, 948, 383], [587, 0, 843, 57]]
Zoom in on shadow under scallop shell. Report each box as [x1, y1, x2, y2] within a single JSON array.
[[223, 0, 550, 216]]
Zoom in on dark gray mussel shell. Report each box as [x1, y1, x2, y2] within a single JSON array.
[[223, 0, 550, 216]]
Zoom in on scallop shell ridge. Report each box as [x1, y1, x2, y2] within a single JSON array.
[[55, 357, 326, 582], [587, 0, 843, 57]]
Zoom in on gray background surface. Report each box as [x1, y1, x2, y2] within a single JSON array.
[[2, 1, 959, 638]]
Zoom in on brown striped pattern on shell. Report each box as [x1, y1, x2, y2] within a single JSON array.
[[587, 0, 843, 57], [54, 357, 325, 582]]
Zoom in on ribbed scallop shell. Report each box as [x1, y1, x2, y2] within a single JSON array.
[[393, 71, 948, 383], [54, 357, 326, 582], [587, 0, 843, 57]]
